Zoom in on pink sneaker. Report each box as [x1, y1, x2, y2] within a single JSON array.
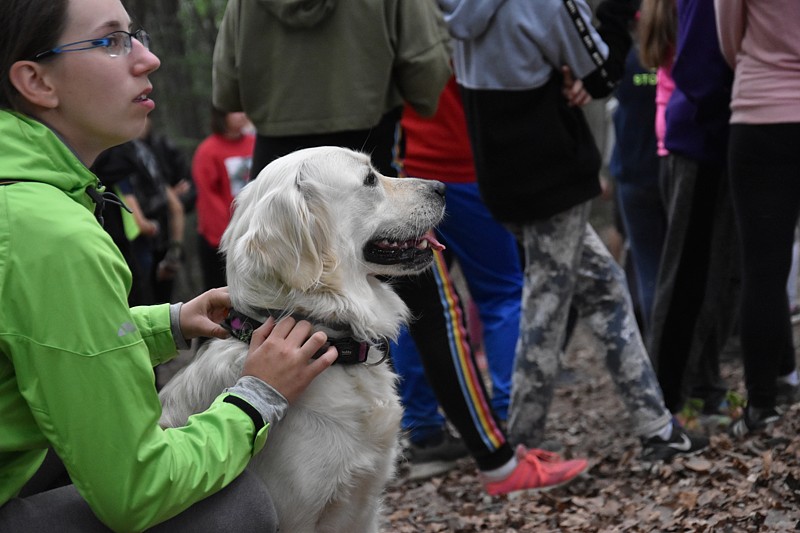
[[482, 445, 589, 496]]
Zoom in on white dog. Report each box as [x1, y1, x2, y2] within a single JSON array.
[[159, 146, 445, 532]]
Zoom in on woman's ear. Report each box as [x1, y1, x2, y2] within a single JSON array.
[[8, 61, 59, 109]]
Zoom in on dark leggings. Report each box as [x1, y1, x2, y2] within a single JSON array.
[[728, 122, 800, 409], [250, 109, 514, 470], [0, 449, 277, 533]]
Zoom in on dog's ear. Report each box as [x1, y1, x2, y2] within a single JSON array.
[[223, 161, 335, 292]]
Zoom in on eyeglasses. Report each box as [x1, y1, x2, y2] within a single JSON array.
[[32, 29, 151, 61]]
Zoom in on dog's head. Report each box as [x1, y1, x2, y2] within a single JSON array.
[[220, 146, 445, 333]]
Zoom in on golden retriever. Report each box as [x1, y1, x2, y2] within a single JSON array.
[[159, 146, 446, 532]]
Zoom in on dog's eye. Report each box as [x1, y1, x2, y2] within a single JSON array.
[[364, 171, 378, 187]]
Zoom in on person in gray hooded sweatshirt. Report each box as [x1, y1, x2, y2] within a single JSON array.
[[437, 0, 709, 464]]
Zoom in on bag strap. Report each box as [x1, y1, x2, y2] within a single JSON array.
[[561, 0, 616, 93], [0, 180, 20, 186]]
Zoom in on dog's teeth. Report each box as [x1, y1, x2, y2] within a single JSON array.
[[416, 240, 429, 250]]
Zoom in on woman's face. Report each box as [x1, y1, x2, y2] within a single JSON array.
[[35, 0, 160, 164]]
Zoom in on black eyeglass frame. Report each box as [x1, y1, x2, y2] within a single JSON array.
[[32, 29, 151, 61]]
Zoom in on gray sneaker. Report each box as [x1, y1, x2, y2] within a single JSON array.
[[729, 405, 783, 438], [403, 429, 469, 481]]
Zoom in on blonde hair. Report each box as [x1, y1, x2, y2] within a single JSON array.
[[637, 0, 676, 69]]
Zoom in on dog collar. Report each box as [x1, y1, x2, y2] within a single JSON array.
[[221, 308, 389, 366]]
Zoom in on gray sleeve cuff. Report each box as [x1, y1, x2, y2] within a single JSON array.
[[225, 375, 289, 428], [169, 303, 190, 350]]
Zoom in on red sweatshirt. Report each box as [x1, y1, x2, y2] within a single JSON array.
[[400, 77, 475, 184], [192, 133, 255, 247]]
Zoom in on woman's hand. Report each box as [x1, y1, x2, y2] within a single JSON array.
[[242, 317, 337, 404], [561, 66, 592, 107], [179, 287, 232, 340]]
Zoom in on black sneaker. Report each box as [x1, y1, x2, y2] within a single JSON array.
[[641, 423, 709, 463], [728, 405, 783, 438], [403, 429, 469, 481]]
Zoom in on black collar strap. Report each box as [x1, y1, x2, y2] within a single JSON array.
[[221, 308, 389, 366]]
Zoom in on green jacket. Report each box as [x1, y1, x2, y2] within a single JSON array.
[[212, 0, 452, 136], [0, 110, 268, 532]]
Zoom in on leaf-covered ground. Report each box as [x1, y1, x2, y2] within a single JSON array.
[[381, 323, 800, 532]]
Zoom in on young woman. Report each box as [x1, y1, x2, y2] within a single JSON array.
[[0, 0, 336, 531], [716, 0, 800, 435]]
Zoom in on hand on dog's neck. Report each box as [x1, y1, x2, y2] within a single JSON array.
[[222, 307, 389, 366], [241, 306, 353, 337]]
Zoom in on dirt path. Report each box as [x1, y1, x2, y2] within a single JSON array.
[[381, 323, 800, 532]]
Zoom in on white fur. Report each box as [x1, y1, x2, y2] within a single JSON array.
[[159, 147, 445, 532]]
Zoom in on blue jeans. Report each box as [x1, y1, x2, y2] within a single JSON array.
[[615, 171, 667, 331]]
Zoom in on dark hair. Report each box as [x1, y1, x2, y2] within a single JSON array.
[[0, 0, 68, 110], [209, 106, 229, 136]]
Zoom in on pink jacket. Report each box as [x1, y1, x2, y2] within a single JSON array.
[[655, 61, 675, 156], [715, 0, 800, 124]]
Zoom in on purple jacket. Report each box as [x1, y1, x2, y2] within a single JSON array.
[[664, 0, 733, 165]]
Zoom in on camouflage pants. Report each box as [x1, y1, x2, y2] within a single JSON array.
[[507, 202, 671, 447]]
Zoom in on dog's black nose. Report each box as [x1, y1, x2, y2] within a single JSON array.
[[431, 180, 445, 198]]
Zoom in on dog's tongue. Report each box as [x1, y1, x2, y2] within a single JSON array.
[[421, 231, 445, 251]]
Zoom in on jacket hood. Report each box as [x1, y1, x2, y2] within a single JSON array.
[[257, 0, 337, 28], [437, 0, 508, 39], [0, 109, 99, 212]]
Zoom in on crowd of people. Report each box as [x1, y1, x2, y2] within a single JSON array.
[[1, 0, 798, 530]]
